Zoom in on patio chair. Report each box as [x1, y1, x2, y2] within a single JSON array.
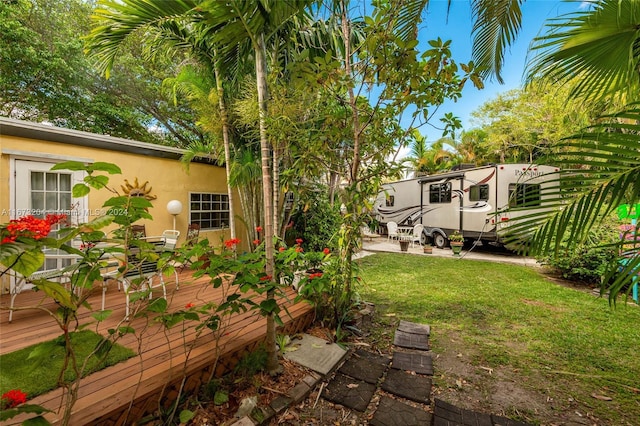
[[8, 268, 69, 323], [185, 223, 200, 247], [361, 225, 379, 242], [386, 221, 399, 241], [131, 224, 147, 239], [410, 224, 424, 248], [159, 230, 181, 289], [116, 253, 166, 320], [133, 229, 181, 287]]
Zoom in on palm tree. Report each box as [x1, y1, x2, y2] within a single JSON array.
[[505, 0, 640, 301], [198, 1, 313, 372], [85, 0, 241, 241], [86, 0, 313, 373]]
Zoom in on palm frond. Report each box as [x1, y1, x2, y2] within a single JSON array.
[[84, 0, 198, 77], [471, 0, 524, 83], [392, 0, 428, 42], [503, 104, 640, 263], [526, 0, 640, 103]]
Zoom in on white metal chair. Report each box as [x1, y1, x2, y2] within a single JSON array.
[[8, 268, 68, 323], [386, 221, 399, 241], [116, 254, 166, 320], [159, 230, 180, 289], [161, 230, 180, 250], [361, 225, 379, 241], [411, 224, 424, 248]]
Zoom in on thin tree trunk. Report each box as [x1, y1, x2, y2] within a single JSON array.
[[214, 60, 236, 239], [341, 0, 359, 295], [255, 34, 280, 374], [273, 142, 280, 236]]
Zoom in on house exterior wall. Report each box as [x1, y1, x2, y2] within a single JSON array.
[[0, 120, 245, 292]]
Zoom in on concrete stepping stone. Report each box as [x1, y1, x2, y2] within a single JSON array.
[[322, 373, 377, 412], [381, 369, 431, 404], [397, 320, 430, 336], [393, 329, 429, 350], [369, 395, 432, 426], [338, 353, 388, 384], [434, 399, 532, 426], [353, 348, 392, 366], [391, 351, 433, 375], [282, 333, 348, 375], [491, 414, 533, 426]]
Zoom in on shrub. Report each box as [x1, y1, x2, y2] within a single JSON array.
[[286, 187, 340, 252], [539, 217, 619, 284]]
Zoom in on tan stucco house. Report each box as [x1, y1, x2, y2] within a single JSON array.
[[0, 117, 240, 290]]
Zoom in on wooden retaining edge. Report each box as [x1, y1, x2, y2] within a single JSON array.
[[35, 303, 314, 425]]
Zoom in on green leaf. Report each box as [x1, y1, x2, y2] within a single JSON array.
[[85, 215, 115, 229], [89, 162, 122, 174], [103, 196, 129, 207], [72, 183, 91, 197], [84, 174, 109, 189], [214, 390, 229, 405], [38, 281, 74, 309], [148, 298, 168, 313], [0, 405, 52, 422], [183, 312, 200, 321], [128, 197, 153, 209], [91, 310, 113, 321], [24, 415, 53, 425], [2, 249, 45, 277], [179, 410, 195, 423], [51, 161, 87, 172], [117, 326, 135, 336], [259, 299, 280, 315]]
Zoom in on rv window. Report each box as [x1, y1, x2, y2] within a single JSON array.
[[386, 195, 394, 207], [469, 184, 489, 201], [508, 183, 541, 207], [429, 182, 451, 203]]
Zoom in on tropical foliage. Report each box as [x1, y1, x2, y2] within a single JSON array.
[[0, 0, 202, 146], [499, 0, 640, 302]]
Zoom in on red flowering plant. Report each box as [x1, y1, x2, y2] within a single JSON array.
[[179, 234, 333, 329], [0, 160, 169, 425], [0, 389, 51, 423]]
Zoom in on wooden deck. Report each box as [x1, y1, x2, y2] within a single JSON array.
[[0, 268, 314, 425]]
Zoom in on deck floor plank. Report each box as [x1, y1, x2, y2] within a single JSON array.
[[0, 267, 313, 424]]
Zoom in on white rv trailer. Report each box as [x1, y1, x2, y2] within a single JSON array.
[[373, 163, 560, 248]]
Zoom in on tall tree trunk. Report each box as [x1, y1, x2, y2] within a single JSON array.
[[214, 60, 236, 239], [341, 0, 360, 294], [272, 142, 280, 236], [255, 34, 279, 374]]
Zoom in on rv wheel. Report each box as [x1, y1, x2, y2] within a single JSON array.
[[433, 232, 448, 249]]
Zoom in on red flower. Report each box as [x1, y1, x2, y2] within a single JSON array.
[[309, 272, 323, 279], [1, 214, 67, 244], [295, 246, 304, 253], [2, 389, 27, 408], [260, 275, 273, 281], [278, 247, 285, 252], [224, 238, 241, 249], [295, 238, 303, 244], [253, 239, 260, 245], [185, 303, 195, 309], [323, 248, 330, 255], [256, 226, 263, 233]]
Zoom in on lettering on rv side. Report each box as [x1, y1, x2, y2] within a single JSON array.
[[515, 169, 544, 178]]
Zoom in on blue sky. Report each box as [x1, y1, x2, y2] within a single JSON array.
[[417, 0, 582, 137]]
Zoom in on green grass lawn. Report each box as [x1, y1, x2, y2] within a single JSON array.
[[0, 330, 135, 400], [357, 253, 640, 424]]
